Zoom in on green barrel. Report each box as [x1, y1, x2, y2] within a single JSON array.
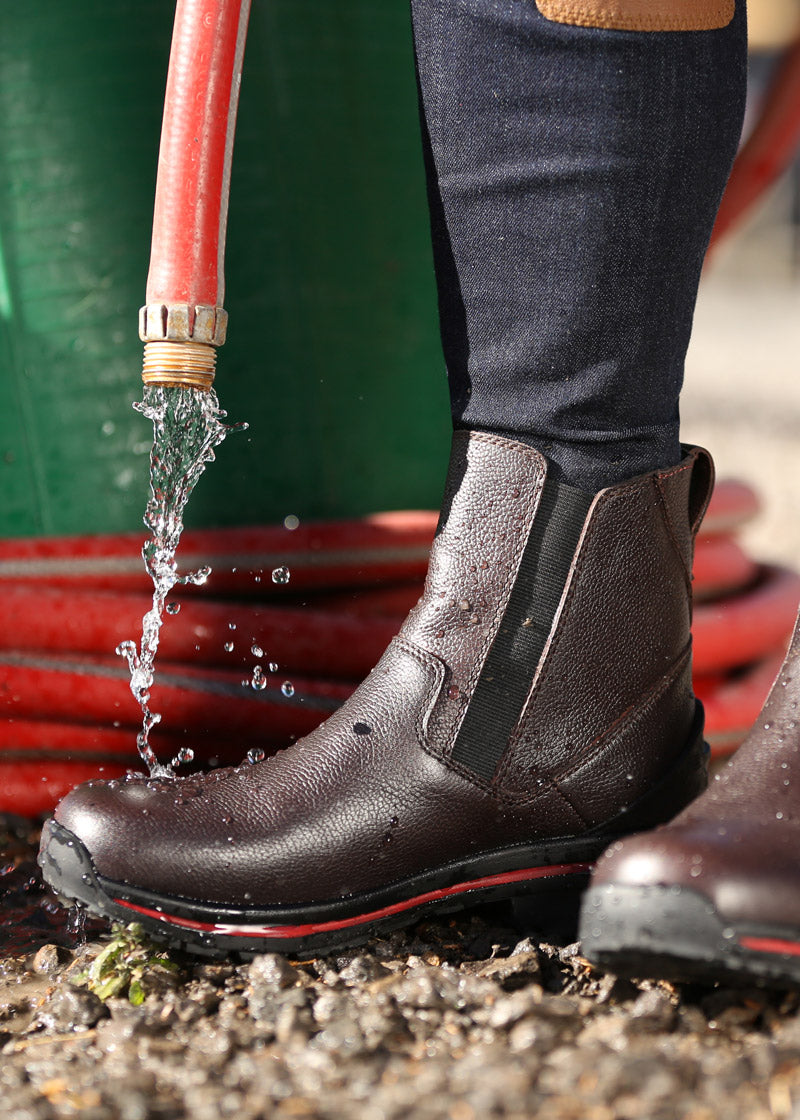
[[0, 1, 449, 538]]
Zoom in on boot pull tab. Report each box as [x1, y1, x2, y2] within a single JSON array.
[[687, 447, 716, 537]]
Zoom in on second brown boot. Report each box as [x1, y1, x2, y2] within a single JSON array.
[[39, 432, 712, 957], [580, 611, 800, 988]]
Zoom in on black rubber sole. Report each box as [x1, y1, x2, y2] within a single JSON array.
[[580, 883, 800, 989], [38, 818, 603, 958]]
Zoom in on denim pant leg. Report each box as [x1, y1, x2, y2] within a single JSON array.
[[411, 0, 747, 490]]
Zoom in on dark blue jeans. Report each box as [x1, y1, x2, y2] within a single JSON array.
[[411, 0, 747, 490]]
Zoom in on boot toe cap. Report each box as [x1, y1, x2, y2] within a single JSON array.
[[592, 820, 800, 931], [53, 776, 165, 885]]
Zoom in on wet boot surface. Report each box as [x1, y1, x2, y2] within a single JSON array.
[[6, 814, 800, 1120]]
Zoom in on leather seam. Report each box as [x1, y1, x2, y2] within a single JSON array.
[[495, 474, 654, 791], [551, 643, 693, 785], [391, 636, 447, 745], [393, 633, 498, 793], [458, 429, 549, 466], [688, 449, 714, 537], [496, 461, 694, 790], [497, 767, 591, 823], [496, 644, 692, 805], [653, 473, 694, 597], [404, 634, 574, 809]]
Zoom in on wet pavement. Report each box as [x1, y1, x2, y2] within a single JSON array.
[[4, 814, 800, 1120]]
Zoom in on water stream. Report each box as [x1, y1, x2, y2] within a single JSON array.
[[116, 386, 246, 777]]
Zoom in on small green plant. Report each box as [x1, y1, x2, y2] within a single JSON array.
[[72, 922, 180, 1005]]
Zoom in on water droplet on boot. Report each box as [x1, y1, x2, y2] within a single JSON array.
[[272, 566, 291, 584], [269, 662, 279, 673], [251, 644, 264, 658], [166, 601, 180, 615], [281, 681, 295, 698], [247, 747, 265, 764], [174, 747, 194, 765], [224, 641, 234, 652], [251, 666, 267, 691], [228, 622, 237, 631]]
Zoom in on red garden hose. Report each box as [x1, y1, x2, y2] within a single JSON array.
[[0, 586, 400, 680], [695, 653, 786, 758], [692, 535, 758, 602], [0, 512, 437, 595], [0, 653, 351, 744], [692, 565, 800, 675], [140, 0, 251, 390]]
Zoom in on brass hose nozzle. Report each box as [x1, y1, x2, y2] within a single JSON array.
[[139, 303, 228, 390]]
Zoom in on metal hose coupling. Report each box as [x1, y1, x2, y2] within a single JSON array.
[[139, 303, 228, 390]]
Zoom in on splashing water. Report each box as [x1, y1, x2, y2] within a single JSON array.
[[116, 386, 246, 776]]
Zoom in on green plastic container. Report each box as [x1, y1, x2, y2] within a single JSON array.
[[0, 1, 449, 538]]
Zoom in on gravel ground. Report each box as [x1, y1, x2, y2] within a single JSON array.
[[4, 814, 800, 1120]]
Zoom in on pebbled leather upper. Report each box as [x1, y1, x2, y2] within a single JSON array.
[[55, 431, 713, 906]]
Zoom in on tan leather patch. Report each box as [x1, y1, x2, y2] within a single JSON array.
[[535, 0, 735, 32]]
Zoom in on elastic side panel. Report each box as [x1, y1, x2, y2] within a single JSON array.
[[451, 478, 592, 780]]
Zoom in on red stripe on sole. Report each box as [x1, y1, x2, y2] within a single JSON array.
[[114, 860, 592, 940], [739, 935, 800, 958]]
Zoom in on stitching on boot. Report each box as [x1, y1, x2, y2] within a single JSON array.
[[493, 474, 660, 789], [400, 626, 577, 811], [552, 642, 693, 784], [500, 476, 653, 735], [653, 472, 694, 596], [391, 635, 447, 742], [497, 643, 692, 805], [501, 765, 592, 824], [534, 0, 735, 32], [461, 428, 549, 465]]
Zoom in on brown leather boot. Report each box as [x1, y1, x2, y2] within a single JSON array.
[[39, 432, 712, 957], [580, 614, 800, 988]]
